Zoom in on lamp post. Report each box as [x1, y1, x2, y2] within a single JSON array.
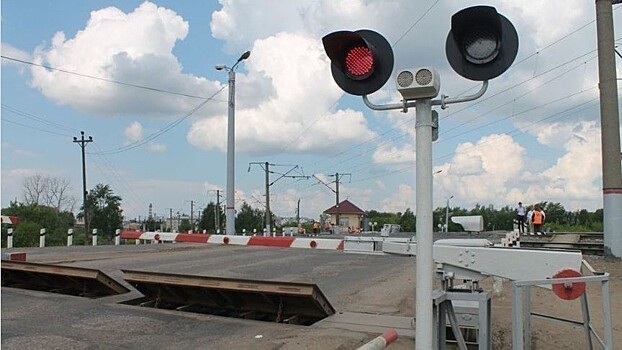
[[215, 50, 250, 236], [445, 195, 454, 233]]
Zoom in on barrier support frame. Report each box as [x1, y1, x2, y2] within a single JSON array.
[[511, 273, 612, 350]]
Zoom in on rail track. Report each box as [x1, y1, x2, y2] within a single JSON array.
[[519, 233, 604, 256]]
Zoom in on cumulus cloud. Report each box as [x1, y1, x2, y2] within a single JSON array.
[[523, 121, 603, 209], [29, 2, 224, 117], [187, 32, 376, 154], [437, 134, 526, 205]]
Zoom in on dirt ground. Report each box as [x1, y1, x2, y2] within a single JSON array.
[[333, 255, 621, 349]]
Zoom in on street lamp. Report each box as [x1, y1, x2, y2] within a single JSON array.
[[215, 50, 251, 235], [445, 195, 454, 233]]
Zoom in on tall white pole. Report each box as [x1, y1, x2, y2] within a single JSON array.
[[596, 0, 622, 257], [226, 68, 236, 235], [415, 99, 434, 349]]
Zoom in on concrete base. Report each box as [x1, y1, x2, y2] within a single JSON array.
[[314, 312, 414, 338]]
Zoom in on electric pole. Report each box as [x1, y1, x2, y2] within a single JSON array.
[[313, 172, 351, 233], [168, 208, 173, 232], [215, 190, 221, 232], [185, 200, 195, 229], [249, 162, 308, 234], [73, 131, 93, 244], [207, 189, 222, 233]]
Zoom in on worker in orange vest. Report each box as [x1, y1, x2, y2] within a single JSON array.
[[531, 206, 545, 234]]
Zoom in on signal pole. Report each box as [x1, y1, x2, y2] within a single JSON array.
[[322, 8, 517, 347], [73, 131, 93, 244]]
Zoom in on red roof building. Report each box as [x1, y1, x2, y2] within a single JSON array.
[[323, 200, 365, 233]]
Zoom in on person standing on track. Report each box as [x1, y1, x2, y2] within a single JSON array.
[[531, 206, 545, 234], [526, 206, 534, 234], [516, 202, 527, 234]]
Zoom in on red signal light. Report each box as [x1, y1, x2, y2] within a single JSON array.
[[345, 46, 374, 79], [322, 29, 393, 96]]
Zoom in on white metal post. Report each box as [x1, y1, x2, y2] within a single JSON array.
[[92, 228, 98, 246], [226, 68, 236, 236], [115, 229, 121, 245], [363, 78, 489, 350], [415, 98, 434, 350], [67, 228, 73, 246], [39, 228, 46, 248], [7, 228, 13, 248]]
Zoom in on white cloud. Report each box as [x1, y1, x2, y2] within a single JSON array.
[[1, 43, 32, 67], [187, 32, 376, 154], [380, 183, 414, 212], [372, 141, 415, 165], [437, 134, 526, 206], [146, 143, 166, 153], [124, 121, 143, 143], [523, 121, 603, 210], [29, 2, 224, 117]]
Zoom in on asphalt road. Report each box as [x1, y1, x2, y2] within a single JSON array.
[[2, 242, 419, 350]]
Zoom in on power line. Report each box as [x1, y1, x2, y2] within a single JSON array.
[[350, 95, 605, 184], [92, 85, 227, 155], [1, 104, 81, 134], [0, 55, 226, 101], [300, 17, 614, 175], [1, 117, 74, 138], [313, 51, 599, 174], [392, 0, 441, 46]]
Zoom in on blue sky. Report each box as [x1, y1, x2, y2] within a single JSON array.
[[2, 0, 621, 222]]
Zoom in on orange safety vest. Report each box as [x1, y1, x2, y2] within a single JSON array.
[[532, 211, 544, 225]]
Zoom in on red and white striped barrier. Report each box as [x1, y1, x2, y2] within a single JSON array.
[[120, 231, 344, 250], [1, 215, 19, 225], [357, 330, 398, 350]]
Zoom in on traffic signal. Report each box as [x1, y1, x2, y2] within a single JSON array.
[[445, 6, 518, 81], [322, 30, 394, 96]]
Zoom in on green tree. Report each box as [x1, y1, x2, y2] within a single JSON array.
[[1, 202, 75, 247], [179, 218, 192, 232], [236, 202, 264, 233], [80, 184, 123, 242], [198, 202, 224, 233], [366, 210, 401, 230], [399, 208, 416, 232]]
